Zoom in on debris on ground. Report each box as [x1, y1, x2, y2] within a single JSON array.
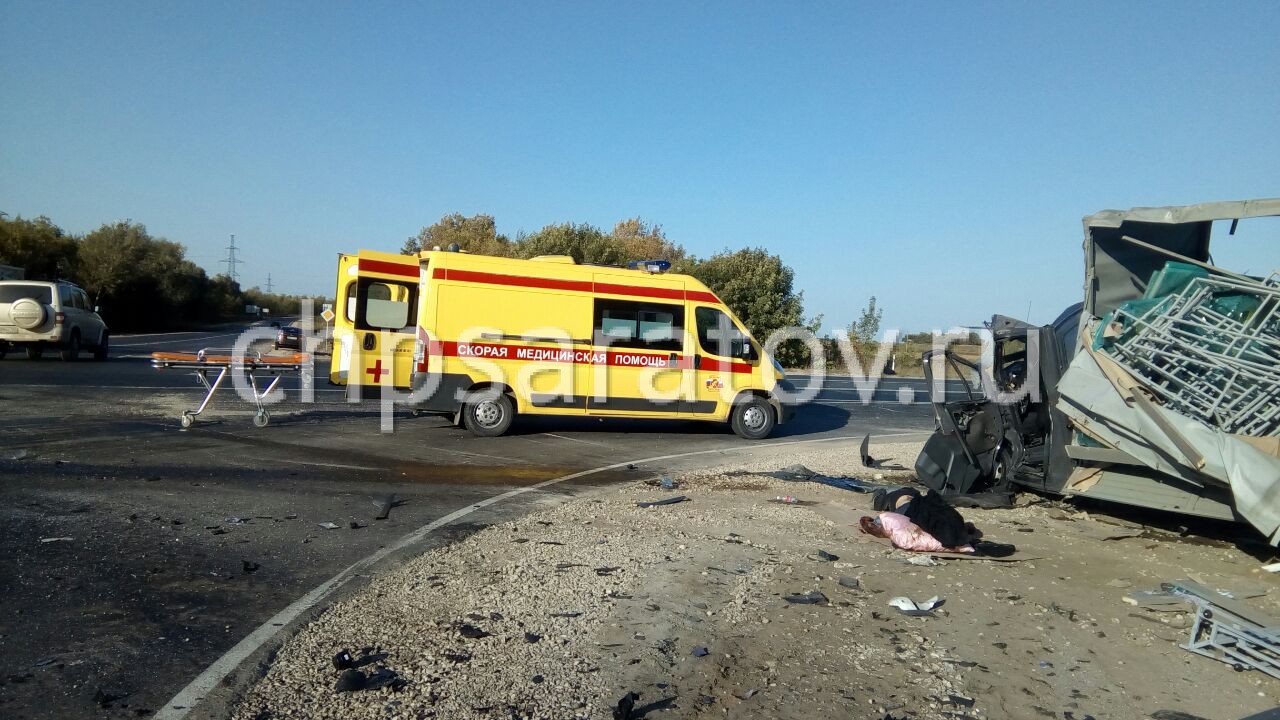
[[888, 595, 944, 616], [317, 521, 340, 530], [783, 591, 830, 605], [373, 494, 406, 520], [636, 495, 687, 508], [229, 440, 1278, 720]]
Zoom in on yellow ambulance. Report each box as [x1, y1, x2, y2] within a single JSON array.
[[330, 247, 795, 438]]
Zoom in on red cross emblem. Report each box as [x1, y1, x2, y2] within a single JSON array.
[[366, 360, 388, 381]]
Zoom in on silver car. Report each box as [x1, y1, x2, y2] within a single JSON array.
[[0, 280, 109, 361]]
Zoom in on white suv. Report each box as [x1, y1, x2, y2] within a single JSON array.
[[0, 281, 109, 361]]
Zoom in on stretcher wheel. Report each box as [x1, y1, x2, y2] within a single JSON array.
[[180, 412, 194, 429], [254, 410, 270, 428]]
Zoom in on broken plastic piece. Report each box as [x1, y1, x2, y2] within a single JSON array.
[[613, 691, 640, 720], [888, 595, 944, 616], [335, 668, 366, 692], [783, 591, 829, 605], [637, 495, 688, 508], [691, 646, 709, 657]]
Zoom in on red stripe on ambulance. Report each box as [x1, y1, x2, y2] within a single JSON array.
[[432, 268, 721, 305], [430, 340, 751, 374], [358, 259, 419, 279]]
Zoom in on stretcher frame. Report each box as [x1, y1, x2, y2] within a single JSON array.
[[1159, 579, 1280, 678], [151, 348, 308, 428]]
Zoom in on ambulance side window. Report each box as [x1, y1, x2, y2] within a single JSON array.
[[356, 278, 416, 331], [696, 307, 752, 358], [594, 299, 683, 352]]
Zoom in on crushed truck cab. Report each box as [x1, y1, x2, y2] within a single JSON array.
[[330, 248, 793, 438], [915, 198, 1280, 544]]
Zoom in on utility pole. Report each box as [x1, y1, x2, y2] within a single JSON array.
[[265, 273, 273, 294], [223, 234, 243, 283]]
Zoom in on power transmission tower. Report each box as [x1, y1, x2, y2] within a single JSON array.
[[223, 234, 243, 283], [265, 273, 273, 294]]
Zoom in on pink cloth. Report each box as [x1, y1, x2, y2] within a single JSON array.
[[879, 512, 974, 553]]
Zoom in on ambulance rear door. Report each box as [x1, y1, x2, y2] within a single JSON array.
[[346, 250, 421, 390], [330, 253, 358, 385]]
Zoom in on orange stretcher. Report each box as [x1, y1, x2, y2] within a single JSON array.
[[151, 349, 310, 428]]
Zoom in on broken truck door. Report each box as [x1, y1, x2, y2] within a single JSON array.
[[914, 349, 1006, 494]]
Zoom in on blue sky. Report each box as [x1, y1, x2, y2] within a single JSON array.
[[3, 1, 1277, 333]]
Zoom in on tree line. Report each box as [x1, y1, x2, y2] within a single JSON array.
[[401, 214, 822, 365], [0, 215, 321, 332]]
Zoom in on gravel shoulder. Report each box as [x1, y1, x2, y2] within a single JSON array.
[[231, 441, 1279, 720]]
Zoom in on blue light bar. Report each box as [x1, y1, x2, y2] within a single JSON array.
[[628, 259, 671, 274]]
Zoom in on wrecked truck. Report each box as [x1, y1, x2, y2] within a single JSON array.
[[915, 199, 1280, 542]]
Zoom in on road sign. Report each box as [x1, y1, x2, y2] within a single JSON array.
[[320, 309, 336, 323]]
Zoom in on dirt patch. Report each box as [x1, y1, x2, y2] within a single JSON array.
[[231, 453, 1279, 720]]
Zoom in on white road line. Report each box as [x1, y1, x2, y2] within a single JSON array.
[[152, 431, 925, 719], [262, 457, 382, 471], [114, 333, 243, 348], [816, 399, 950, 405], [112, 331, 222, 339], [541, 432, 612, 448]]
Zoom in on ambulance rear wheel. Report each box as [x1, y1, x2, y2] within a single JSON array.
[[462, 392, 515, 437], [730, 395, 775, 440]]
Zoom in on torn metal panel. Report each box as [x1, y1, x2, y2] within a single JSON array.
[[1081, 197, 1280, 317], [1065, 466, 1237, 522], [1057, 349, 1280, 539]]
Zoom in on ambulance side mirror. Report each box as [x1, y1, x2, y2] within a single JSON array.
[[738, 342, 758, 362]]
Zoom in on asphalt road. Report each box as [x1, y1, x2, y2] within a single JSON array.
[[0, 323, 953, 719]]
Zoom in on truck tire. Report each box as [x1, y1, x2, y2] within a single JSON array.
[[59, 331, 80, 361], [93, 332, 109, 361], [461, 391, 516, 437], [730, 395, 776, 440]]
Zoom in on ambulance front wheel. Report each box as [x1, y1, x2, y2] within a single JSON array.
[[462, 392, 515, 437], [730, 395, 776, 440]]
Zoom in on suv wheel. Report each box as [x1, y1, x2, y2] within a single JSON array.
[[461, 391, 516, 437], [26, 347, 42, 361], [60, 332, 80, 362], [93, 332, 109, 362], [730, 395, 776, 440]]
